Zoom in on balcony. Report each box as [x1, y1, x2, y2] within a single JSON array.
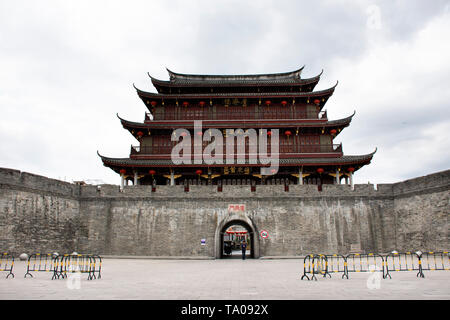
[[145, 107, 327, 121], [131, 143, 342, 156]]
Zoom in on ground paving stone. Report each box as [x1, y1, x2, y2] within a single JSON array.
[[1, 258, 449, 300]]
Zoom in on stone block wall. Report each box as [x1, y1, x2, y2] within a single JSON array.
[[392, 170, 450, 252], [0, 167, 448, 257], [0, 168, 84, 255]]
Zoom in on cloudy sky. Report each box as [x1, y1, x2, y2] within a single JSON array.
[[1, 0, 449, 185]]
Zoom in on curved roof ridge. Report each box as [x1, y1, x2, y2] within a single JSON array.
[[132, 83, 141, 92], [166, 66, 305, 81], [135, 82, 337, 98], [117, 113, 139, 124], [97, 151, 130, 162], [326, 110, 356, 125], [116, 113, 125, 121], [118, 116, 147, 128], [344, 148, 377, 160], [310, 82, 337, 95], [148, 69, 323, 86], [98, 153, 376, 166], [133, 83, 156, 95]]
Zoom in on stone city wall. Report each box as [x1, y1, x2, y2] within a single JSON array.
[[0, 168, 83, 255], [0, 167, 448, 257]]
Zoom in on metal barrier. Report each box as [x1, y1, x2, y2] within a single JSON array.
[[302, 251, 449, 281], [384, 252, 421, 279], [24, 253, 58, 278], [313, 254, 328, 280], [59, 254, 92, 280], [419, 251, 450, 277], [21, 253, 102, 280], [0, 253, 14, 278], [54, 254, 100, 280], [90, 255, 102, 279], [301, 254, 315, 280], [346, 253, 385, 279], [301, 254, 328, 281], [323, 254, 348, 279]]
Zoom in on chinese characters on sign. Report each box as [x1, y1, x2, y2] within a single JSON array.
[[224, 167, 251, 175], [228, 204, 245, 213]]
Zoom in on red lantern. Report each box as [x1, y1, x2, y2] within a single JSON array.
[[119, 169, 126, 175], [199, 101, 205, 107], [150, 101, 157, 107], [330, 129, 337, 135], [281, 100, 288, 106], [182, 101, 189, 107], [317, 168, 324, 174], [149, 170, 156, 175], [313, 99, 320, 105], [267, 131, 272, 136], [196, 169, 202, 175], [348, 167, 355, 173], [137, 131, 144, 138], [285, 130, 292, 136], [265, 100, 271, 106]]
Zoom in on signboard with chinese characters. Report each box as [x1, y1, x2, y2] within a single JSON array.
[[228, 204, 245, 213], [223, 167, 251, 175]]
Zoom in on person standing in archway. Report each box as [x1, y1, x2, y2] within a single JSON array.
[[241, 240, 247, 260]]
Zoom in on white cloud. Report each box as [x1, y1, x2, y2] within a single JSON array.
[[0, 1, 448, 185], [327, 8, 450, 184]]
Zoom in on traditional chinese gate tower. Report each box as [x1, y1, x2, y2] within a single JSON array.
[[98, 66, 375, 188]]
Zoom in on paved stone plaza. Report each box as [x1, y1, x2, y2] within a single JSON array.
[[1, 258, 449, 300]]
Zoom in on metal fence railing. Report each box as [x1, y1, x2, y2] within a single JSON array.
[[301, 251, 449, 281], [21, 253, 102, 281], [0, 252, 14, 279]]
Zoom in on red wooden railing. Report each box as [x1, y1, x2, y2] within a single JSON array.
[[146, 107, 326, 121], [131, 143, 342, 156]]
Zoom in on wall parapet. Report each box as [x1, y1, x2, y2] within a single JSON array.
[[80, 183, 392, 200], [392, 169, 450, 196], [2, 166, 448, 200], [0, 167, 80, 198], [0, 166, 448, 256]]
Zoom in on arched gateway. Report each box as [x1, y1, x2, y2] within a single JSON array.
[[215, 217, 259, 259]]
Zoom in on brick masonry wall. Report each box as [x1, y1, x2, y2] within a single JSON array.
[[0, 168, 84, 255], [391, 170, 450, 252], [0, 167, 448, 257]]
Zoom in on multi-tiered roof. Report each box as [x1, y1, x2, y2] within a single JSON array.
[[99, 66, 375, 186]]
